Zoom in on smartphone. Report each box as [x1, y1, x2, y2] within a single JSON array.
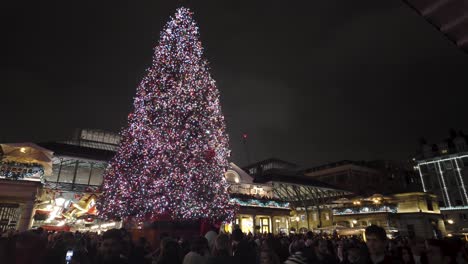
[[65, 250, 73, 264]]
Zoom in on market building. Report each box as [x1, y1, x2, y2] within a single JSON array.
[[224, 161, 349, 234], [0, 143, 53, 231], [415, 130, 468, 236], [0, 129, 450, 238], [325, 192, 445, 238]]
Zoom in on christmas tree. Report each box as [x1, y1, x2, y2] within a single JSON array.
[[98, 7, 236, 222]]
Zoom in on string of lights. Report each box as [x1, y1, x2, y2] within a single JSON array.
[[98, 7, 237, 222]]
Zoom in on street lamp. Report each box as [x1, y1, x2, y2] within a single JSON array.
[[447, 219, 454, 225]]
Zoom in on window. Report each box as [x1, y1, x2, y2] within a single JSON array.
[[75, 162, 92, 185], [426, 199, 434, 211], [47, 161, 60, 182], [444, 161, 453, 170], [89, 165, 105, 186], [58, 160, 77, 183], [324, 213, 330, 221], [460, 157, 468, 167], [420, 165, 429, 173], [312, 213, 318, 221]]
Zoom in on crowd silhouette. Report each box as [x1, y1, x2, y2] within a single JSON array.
[[1, 224, 467, 264]]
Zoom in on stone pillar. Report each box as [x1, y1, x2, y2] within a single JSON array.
[[268, 216, 272, 234], [18, 199, 35, 231], [252, 214, 257, 235]]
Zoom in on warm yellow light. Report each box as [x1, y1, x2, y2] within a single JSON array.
[[296, 216, 300, 221], [447, 219, 454, 224], [352, 220, 358, 224], [447, 234, 453, 237], [20, 147, 26, 153]]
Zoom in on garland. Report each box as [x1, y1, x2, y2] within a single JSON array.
[[0, 161, 45, 180]]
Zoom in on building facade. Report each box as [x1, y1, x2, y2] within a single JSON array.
[[303, 160, 420, 196], [291, 192, 445, 239], [0, 143, 52, 231], [415, 130, 468, 236]]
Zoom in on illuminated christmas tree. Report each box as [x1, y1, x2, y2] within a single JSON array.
[[98, 7, 236, 222]]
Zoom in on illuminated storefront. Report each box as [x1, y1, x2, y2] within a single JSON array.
[[0, 143, 52, 231], [32, 129, 117, 230], [223, 162, 348, 234], [306, 193, 446, 238]]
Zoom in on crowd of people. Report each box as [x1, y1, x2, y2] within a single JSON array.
[[1, 224, 468, 264]]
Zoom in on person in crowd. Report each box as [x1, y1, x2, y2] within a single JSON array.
[[408, 237, 427, 264], [397, 247, 415, 264], [146, 232, 169, 261], [284, 239, 310, 264], [305, 231, 314, 248], [314, 239, 339, 264], [343, 245, 369, 264], [5, 223, 468, 264], [425, 239, 461, 264], [43, 231, 78, 264], [131, 237, 151, 264], [259, 248, 280, 264], [15, 231, 48, 264], [365, 225, 400, 264], [183, 236, 209, 264], [154, 237, 182, 264], [231, 228, 256, 264], [260, 236, 282, 264], [206, 233, 236, 264], [204, 230, 217, 252], [95, 228, 128, 264]]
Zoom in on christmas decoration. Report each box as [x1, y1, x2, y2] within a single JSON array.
[[98, 7, 236, 222], [0, 161, 45, 180]]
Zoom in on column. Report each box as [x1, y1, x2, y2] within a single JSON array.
[[252, 214, 256, 235], [268, 215, 272, 234], [18, 200, 35, 231]]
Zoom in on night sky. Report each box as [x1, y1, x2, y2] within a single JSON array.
[[3, 0, 468, 167]]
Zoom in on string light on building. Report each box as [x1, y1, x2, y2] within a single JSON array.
[[97, 7, 237, 222]]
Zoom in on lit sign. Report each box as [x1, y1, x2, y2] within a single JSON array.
[[333, 205, 397, 215], [0, 162, 44, 182], [230, 198, 290, 209]]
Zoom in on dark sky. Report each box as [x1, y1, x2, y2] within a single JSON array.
[[3, 0, 468, 167]]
